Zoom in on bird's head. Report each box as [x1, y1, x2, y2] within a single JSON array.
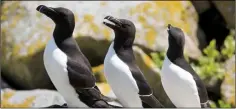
[[103, 16, 136, 48], [167, 24, 185, 49], [36, 5, 75, 31]]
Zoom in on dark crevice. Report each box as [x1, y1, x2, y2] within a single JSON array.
[[192, 1, 230, 51], [206, 78, 224, 107], [1, 73, 21, 90]]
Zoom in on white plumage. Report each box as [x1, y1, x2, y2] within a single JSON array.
[[160, 56, 201, 108], [43, 37, 88, 107], [104, 42, 143, 107]]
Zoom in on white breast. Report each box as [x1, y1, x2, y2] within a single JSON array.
[[160, 56, 201, 107], [104, 42, 142, 107], [43, 37, 88, 107]]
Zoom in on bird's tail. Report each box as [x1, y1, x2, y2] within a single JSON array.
[[140, 93, 165, 108], [201, 100, 211, 108]]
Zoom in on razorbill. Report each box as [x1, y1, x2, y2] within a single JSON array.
[[37, 5, 121, 108], [160, 24, 210, 108], [103, 16, 164, 108]]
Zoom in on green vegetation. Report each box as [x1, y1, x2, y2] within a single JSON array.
[[210, 100, 232, 108], [150, 52, 165, 68], [151, 30, 235, 108], [192, 30, 235, 81]]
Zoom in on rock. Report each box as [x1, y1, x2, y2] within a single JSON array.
[[1, 88, 66, 108], [191, 1, 211, 14], [0, 84, 122, 108], [196, 27, 208, 50], [1, 1, 201, 89], [191, 1, 235, 29], [213, 1, 235, 29], [221, 55, 235, 106], [96, 83, 123, 107], [191, 1, 232, 50]]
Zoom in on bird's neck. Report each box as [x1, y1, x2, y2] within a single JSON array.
[[53, 25, 73, 45], [113, 35, 134, 51], [167, 46, 184, 61]]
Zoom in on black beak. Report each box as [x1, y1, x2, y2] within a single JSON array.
[[103, 16, 122, 30], [167, 24, 172, 30], [36, 5, 58, 18], [167, 24, 172, 34]]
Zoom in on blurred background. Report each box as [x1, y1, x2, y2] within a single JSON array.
[[1, 1, 235, 108]]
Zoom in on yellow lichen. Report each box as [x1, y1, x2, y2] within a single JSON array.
[[142, 54, 155, 68], [2, 90, 16, 100], [130, 1, 195, 39], [90, 23, 100, 34], [138, 15, 146, 25], [11, 44, 23, 58], [83, 14, 94, 22], [9, 15, 22, 28], [129, 8, 136, 16], [74, 14, 79, 22], [100, 1, 107, 6], [96, 83, 111, 95], [145, 28, 157, 46], [1, 14, 7, 21], [92, 64, 107, 82], [142, 2, 152, 13], [1, 90, 36, 108], [92, 64, 104, 74], [45, 25, 53, 32], [102, 28, 111, 40]]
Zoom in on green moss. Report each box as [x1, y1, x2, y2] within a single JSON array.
[[150, 52, 165, 68], [221, 30, 235, 59], [145, 28, 157, 46], [193, 30, 235, 80], [210, 100, 232, 108]]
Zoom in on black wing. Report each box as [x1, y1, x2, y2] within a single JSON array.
[[67, 58, 96, 88], [59, 38, 120, 107]]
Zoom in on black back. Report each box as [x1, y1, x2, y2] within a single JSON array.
[[105, 16, 164, 108], [37, 5, 120, 108], [167, 24, 210, 107]]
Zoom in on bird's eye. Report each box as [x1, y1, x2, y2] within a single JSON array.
[[121, 24, 129, 28]]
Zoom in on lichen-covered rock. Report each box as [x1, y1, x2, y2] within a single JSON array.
[[1, 1, 201, 89], [221, 55, 235, 106], [1, 88, 66, 108], [0, 84, 122, 108]]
